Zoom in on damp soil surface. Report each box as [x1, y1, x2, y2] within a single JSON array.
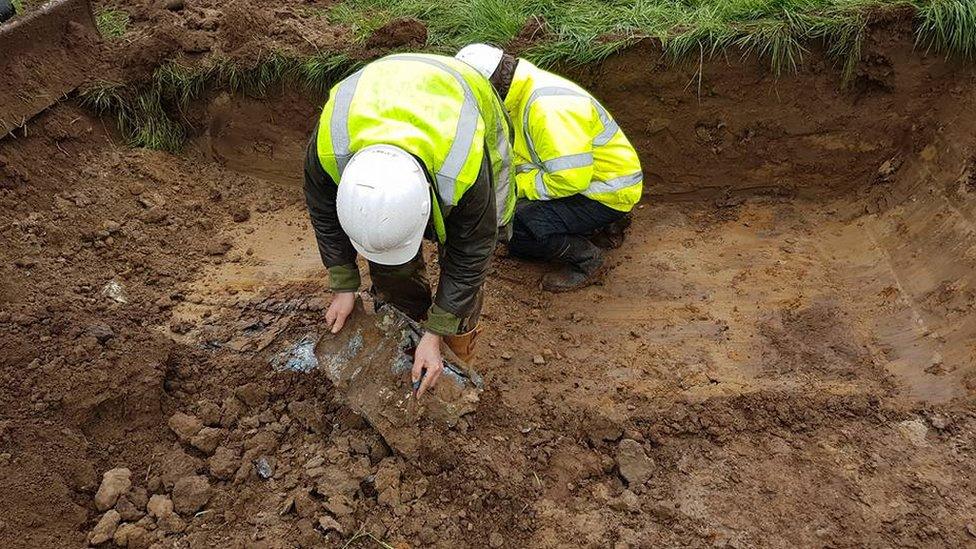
[[3, 23, 976, 549]]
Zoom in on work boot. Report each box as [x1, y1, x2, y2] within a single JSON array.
[[590, 215, 632, 249], [542, 236, 605, 292], [444, 324, 481, 366]]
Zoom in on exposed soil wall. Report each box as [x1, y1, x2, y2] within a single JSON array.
[[2, 24, 976, 549]]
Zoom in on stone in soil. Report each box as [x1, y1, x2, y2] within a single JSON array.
[[586, 416, 624, 445], [115, 492, 146, 522], [204, 240, 232, 256], [89, 509, 120, 545], [172, 475, 211, 515], [112, 523, 148, 548], [231, 206, 250, 222], [86, 322, 115, 343], [190, 427, 225, 455], [326, 496, 354, 516], [616, 439, 654, 486], [197, 400, 222, 426], [254, 456, 274, 479], [489, 531, 504, 548], [94, 468, 132, 511], [168, 412, 204, 442], [153, 447, 203, 492], [609, 489, 640, 512], [220, 396, 245, 427], [156, 510, 187, 534], [160, 0, 185, 12], [208, 446, 240, 480], [292, 489, 318, 519], [147, 494, 174, 518], [317, 515, 344, 535], [235, 382, 268, 407], [373, 458, 402, 493]]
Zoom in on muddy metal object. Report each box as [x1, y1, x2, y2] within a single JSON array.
[[0, 0, 99, 138], [314, 302, 482, 459]]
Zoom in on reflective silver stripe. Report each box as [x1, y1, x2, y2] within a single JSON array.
[[523, 87, 580, 166], [534, 170, 548, 200], [387, 55, 482, 206], [330, 69, 364, 174], [541, 151, 593, 173], [522, 86, 619, 164], [516, 163, 535, 174], [584, 171, 643, 196], [593, 118, 619, 146], [492, 96, 512, 224]]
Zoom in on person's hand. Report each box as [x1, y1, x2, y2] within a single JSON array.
[[412, 331, 443, 398], [325, 292, 356, 334]]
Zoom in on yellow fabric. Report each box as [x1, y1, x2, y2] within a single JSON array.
[[316, 53, 515, 241], [506, 60, 643, 212]]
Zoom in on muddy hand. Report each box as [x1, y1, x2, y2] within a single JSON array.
[[412, 331, 443, 398], [325, 292, 356, 334]]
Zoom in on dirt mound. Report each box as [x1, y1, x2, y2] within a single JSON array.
[[91, 0, 350, 85], [3, 17, 976, 549], [365, 17, 428, 50]]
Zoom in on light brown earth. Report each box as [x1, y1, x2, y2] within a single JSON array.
[[2, 14, 976, 549]]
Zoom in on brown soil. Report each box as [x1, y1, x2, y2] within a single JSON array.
[[86, 0, 372, 85], [3, 15, 976, 549], [364, 18, 428, 50]]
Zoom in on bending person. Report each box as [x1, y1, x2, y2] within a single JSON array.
[[304, 53, 514, 396]]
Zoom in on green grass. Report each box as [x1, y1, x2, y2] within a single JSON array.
[[96, 9, 130, 39], [78, 0, 976, 151], [323, 0, 975, 71], [80, 51, 362, 151], [916, 0, 976, 58]]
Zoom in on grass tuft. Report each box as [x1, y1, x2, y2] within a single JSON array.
[[916, 0, 976, 59], [78, 50, 363, 151], [96, 9, 130, 39]]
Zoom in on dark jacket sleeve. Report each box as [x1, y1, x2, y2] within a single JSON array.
[[426, 149, 498, 334], [303, 126, 361, 292]]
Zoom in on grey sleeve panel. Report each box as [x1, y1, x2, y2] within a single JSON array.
[[433, 145, 498, 321]]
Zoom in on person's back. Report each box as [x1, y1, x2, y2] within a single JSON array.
[[503, 58, 643, 212]]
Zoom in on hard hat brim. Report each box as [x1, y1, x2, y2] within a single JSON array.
[[349, 235, 423, 266]]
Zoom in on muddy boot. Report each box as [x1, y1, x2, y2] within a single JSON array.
[[590, 215, 632, 249], [542, 237, 605, 292], [444, 324, 481, 367]]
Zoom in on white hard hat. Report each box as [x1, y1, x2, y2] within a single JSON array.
[[337, 144, 430, 266], [456, 43, 504, 80]]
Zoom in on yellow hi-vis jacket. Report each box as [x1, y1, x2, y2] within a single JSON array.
[[315, 53, 515, 241], [505, 60, 643, 212]]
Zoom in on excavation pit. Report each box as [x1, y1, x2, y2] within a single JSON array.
[[2, 33, 976, 548]]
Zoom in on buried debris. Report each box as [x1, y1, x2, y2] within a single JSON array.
[[314, 302, 482, 459], [271, 334, 319, 373]]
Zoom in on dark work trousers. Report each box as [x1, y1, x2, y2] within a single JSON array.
[[508, 195, 626, 261], [368, 250, 483, 332]]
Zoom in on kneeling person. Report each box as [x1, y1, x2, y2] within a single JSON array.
[[304, 53, 514, 396], [457, 44, 643, 291]]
